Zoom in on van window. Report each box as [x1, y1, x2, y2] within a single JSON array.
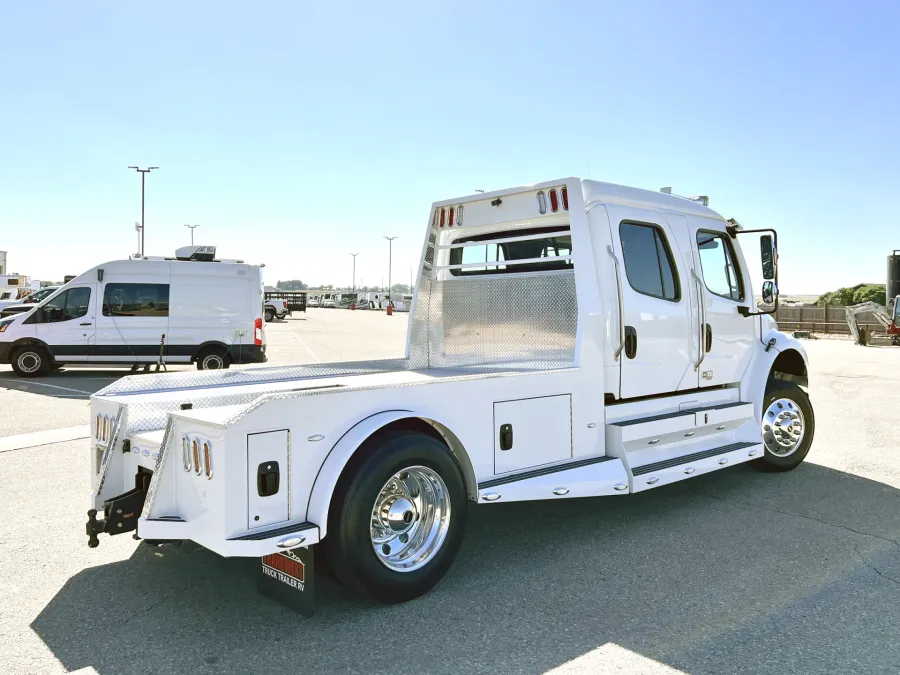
[[103, 283, 170, 317], [448, 226, 573, 276], [42, 287, 92, 323], [697, 231, 743, 301], [619, 222, 680, 301]]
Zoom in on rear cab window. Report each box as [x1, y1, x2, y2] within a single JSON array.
[[619, 221, 680, 301]]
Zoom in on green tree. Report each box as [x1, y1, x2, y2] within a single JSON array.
[[852, 284, 886, 305]]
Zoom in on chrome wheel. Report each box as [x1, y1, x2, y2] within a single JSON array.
[[17, 351, 41, 374], [370, 466, 451, 573], [762, 397, 805, 457]]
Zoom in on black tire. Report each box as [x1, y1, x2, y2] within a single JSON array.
[[751, 379, 815, 473], [264, 309, 275, 322], [324, 431, 467, 604], [10, 345, 52, 377], [195, 347, 231, 371]]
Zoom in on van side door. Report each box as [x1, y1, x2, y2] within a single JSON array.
[[31, 284, 96, 362], [95, 280, 171, 364], [607, 205, 695, 399]]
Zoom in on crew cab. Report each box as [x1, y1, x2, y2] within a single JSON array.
[[85, 178, 812, 607]]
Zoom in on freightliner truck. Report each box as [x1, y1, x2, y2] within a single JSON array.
[[85, 178, 812, 607]]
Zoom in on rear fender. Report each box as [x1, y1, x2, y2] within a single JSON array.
[[306, 410, 477, 540]]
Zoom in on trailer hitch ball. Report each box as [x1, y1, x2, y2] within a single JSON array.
[[86, 509, 103, 548]]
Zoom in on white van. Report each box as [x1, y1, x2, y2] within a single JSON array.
[[0, 246, 267, 377]]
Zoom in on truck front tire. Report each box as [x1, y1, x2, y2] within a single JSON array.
[[751, 379, 815, 472], [11, 345, 51, 377], [324, 431, 467, 603]]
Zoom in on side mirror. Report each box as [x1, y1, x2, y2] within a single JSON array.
[[760, 235, 776, 280], [762, 280, 777, 305]]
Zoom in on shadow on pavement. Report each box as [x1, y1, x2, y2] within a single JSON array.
[[31, 463, 900, 674]]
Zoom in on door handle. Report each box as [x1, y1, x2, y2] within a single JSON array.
[[80, 322, 92, 326], [499, 424, 513, 451], [606, 246, 626, 361], [705, 323, 712, 353], [624, 326, 637, 359]]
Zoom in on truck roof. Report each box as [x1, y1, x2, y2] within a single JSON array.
[[434, 177, 725, 221]]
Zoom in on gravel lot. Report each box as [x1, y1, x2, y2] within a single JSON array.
[[1, 316, 900, 675]]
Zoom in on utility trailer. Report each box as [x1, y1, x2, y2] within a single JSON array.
[[264, 290, 307, 315], [85, 178, 813, 609]]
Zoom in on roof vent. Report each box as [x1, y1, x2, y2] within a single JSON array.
[[175, 245, 216, 261]]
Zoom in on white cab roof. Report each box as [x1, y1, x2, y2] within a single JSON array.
[[580, 179, 725, 220]]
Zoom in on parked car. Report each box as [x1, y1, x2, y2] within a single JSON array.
[[0, 245, 267, 376], [0, 286, 61, 318]]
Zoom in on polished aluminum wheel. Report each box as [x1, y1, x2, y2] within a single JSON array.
[[761, 397, 805, 457], [370, 466, 451, 573]]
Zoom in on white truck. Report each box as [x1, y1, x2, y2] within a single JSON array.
[[85, 178, 812, 608], [263, 298, 289, 322]]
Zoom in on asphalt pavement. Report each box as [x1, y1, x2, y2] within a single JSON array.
[[2, 317, 900, 675]]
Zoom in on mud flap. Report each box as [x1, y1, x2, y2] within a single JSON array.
[[257, 546, 315, 617]]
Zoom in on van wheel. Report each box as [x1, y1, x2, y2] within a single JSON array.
[[324, 431, 467, 604], [264, 309, 275, 322], [11, 346, 51, 377], [196, 348, 231, 371], [751, 380, 815, 472]]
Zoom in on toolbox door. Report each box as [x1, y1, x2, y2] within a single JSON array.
[[247, 430, 289, 529]]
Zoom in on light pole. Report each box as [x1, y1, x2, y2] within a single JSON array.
[[350, 253, 358, 294], [128, 166, 158, 255], [383, 236, 397, 307], [184, 224, 201, 245]]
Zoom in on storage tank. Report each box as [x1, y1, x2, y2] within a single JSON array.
[[0, 251, 6, 275], [888, 250, 900, 305]]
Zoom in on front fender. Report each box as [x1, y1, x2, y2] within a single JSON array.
[[742, 327, 810, 422], [305, 410, 412, 540]]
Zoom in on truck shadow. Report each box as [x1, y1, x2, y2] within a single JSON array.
[[31, 462, 900, 674]]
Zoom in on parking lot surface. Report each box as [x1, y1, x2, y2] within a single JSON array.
[[2, 317, 900, 675]]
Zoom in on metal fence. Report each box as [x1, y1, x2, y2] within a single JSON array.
[[774, 305, 880, 335]]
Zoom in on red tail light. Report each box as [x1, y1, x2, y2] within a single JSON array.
[[549, 189, 559, 212], [561, 186, 568, 210], [448, 207, 455, 227], [440, 208, 446, 227], [254, 317, 263, 346]]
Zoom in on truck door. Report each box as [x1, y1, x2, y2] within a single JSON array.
[[607, 205, 695, 399], [34, 284, 96, 362], [686, 219, 756, 387]]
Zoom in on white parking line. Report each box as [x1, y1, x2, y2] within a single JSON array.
[[283, 324, 320, 362], [0, 425, 91, 453], [0, 380, 92, 395]]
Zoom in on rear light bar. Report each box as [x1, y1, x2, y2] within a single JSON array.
[[537, 188, 569, 214], [254, 318, 263, 346], [436, 205, 465, 227]]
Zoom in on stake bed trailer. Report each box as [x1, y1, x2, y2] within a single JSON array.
[[87, 178, 813, 606]]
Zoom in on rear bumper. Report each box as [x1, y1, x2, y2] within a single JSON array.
[[228, 344, 267, 364]]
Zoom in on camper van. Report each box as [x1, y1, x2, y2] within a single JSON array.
[[0, 246, 267, 377]]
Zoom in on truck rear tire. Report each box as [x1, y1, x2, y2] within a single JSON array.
[[751, 380, 814, 472], [264, 309, 275, 322], [11, 345, 51, 377], [324, 431, 467, 603]]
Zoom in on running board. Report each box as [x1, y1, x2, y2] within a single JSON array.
[[477, 456, 630, 503], [630, 441, 761, 493]]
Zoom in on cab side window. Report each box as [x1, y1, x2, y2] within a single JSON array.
[[697, 231, 744, 301], [619, 222, 680, 301], [42, 287, 91, 323]]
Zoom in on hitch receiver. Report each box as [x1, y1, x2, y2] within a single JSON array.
[[86, 469, 151, 548]]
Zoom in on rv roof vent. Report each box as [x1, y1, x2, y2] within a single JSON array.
[[175, 245, 217, 262]]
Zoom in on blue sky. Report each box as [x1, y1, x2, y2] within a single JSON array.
[[1, 1, 897, 294]]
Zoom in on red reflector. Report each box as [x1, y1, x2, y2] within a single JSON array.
[[440, 208, 446, 227], [549, 189, 559, 212], [561, 186, 568, 210], [448, 207, 454, 226]]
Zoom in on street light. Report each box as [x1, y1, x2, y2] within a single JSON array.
[[128, 166, 159, 255], [383, 236, 397, 307], [350, 253, 358, 294], [184, 224, 201, 245]]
